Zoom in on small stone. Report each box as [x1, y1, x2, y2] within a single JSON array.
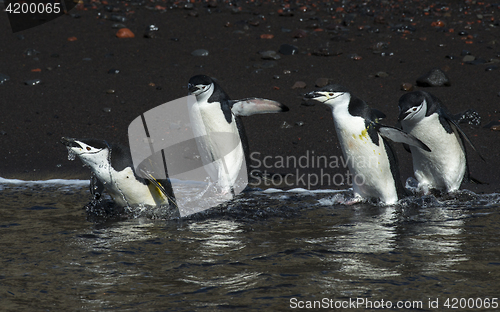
[[458, 31, 468, 36], [103, 107, 112, 113], [315, 78, 329, 87], [108, 69, 120, 74], [445, 55, 455, 60], [253, 61, 277, 69], [491, 125, 500, 131], [25, 79, 41, 86], [371, 42, 389, 53], [416, 68, 450, 87], [0, 73, 10, 85], [461, 50, 472, 56], [109, 14, 126, 22], [106, 89, 115, 94], [312, 47, 341, 57], [279, 44, 299, 55], [400, 83, 414, 91], [116, 28, 135, 38], [295, 121, 304, 126], [0, 130, 7, 135], [260, 34, 274, 39], [111, 23, 126, 29], [375, 71, 389, 78], [191, 49, 209, 56], [486, 65, 499, 71], [280, 121, 293, 129], [292, 81, 306, 89], [259, 50, 281, 60], [23, 48, 40, 57], [146, 25, 159, 32], [483, 120, 500, 128], [291, 29, 307, 38], [349, 54, 362, 60], [273, 75, 280, 79], [67, 36, 77, 41], [462, 55, 475, 62]]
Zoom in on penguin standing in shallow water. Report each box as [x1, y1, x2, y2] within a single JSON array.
[[61, 137, 176, 209], [398, 91, 484, 193], [304, 85, 430, 205], [188, 75, 289, 194]]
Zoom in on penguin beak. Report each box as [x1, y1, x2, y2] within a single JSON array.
[[303, 91, 321, 99], [61, 137, 81, 148], [188, 83, 198, 94], [398, 110, 410, 121]]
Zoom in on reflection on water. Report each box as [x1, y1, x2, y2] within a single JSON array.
[[0, 180, 499, 311]]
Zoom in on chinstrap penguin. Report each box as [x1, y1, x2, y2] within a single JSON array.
[[304, 84, 430, 205], [188, 75, 289, 194], [398, 91, 484, 193], [61, 137, 177, 209]]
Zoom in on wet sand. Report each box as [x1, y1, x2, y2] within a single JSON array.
[[0, 0, 499, 193]]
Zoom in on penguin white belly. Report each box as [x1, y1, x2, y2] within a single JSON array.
[[97, 167, 164, 207], [198, 102, 245, 192], [334, 116, 398, 204], [405, 114, 466, 192]]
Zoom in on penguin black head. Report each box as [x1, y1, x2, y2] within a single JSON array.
[[303, 84, 351, 105], [188, 75, 215, 96], [398, 91, 442, 122]]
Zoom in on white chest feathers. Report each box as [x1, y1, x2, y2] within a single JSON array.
[[401, 113, 466, 192]]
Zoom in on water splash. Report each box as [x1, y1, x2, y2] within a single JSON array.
[[67, 149, 76, 161]]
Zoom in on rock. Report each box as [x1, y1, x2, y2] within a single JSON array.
[[67, 36, 77, 42], [371, 41, 389, 53], [191, 49, 209, 56], [400, 83, 414, 91], [375, 71, 389, 78], [462, 55, 475, 62], [106, 89, 115, 94], [483, 121, 500, 129], [416, 68, 450, 87], [486, 66, 499, 71], [108, 69, 120, 74], [461, 50, 472, 56], [315, 78, 329, 87], [259, 50, 281, 60], [0, 74, 10, 85], [291, 29, 307, 38], [103, 107, 112, 113], [279, 44, 299, 55], [295, 121, 305, 126], [260, 34, 274, 39], [280, 121, 293, 129], [111, 23, 126, 29], [109, 14, 126, 22], [23, 49, 40, 57], [312, 47, 341, 57], [349, 54, 363, 61], [25, 79, 41, 85], [292, 81, 306, 89], [116, 28, 135, 38]]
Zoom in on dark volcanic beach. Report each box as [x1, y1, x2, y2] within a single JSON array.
[[1, 0, 499, 193]]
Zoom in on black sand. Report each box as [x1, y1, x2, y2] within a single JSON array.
[[1, 0, 499, 193]]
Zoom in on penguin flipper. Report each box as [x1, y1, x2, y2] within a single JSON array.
[[230, 98, 289, 116], [140, 169, 178, 209], [446, 117, 486, 162], [378, 126, 431, 152], [371, 109, 386, 121]]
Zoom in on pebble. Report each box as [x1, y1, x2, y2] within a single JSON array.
[[25, 79, 41, 86], [375, 71, 389, 78], [291, 29, 307, 38], [260, 34, 274, 39], [67, 36, 77, 42], [295, 121, 305, 126], [111, 23, 126, 29], [109, 14, 127, 22], [416, 68, 450, 87], [279, 44, 299, 55], [400, 83, 414, 91], [0, 74, 10, 85], [280, 121, 293, 129], [349, 54, 363, 61], [462, 55, 475, 62], [191, 49, 209, 56], [312, 47, 341, 57], [23, 49, 40, 57], [103, 107, 112, 113], [315, 78, 329, 87], [106, 89, 115, 94], [253, 61, 277, 69], [486, 65, 499, 71], [292, 81, 307, 89], [371, 42, 389, 53], [116, 28, 135, 38], [461, 50, 472, 56], [108, 69, 120, 74], [259, 51, 281, 60]]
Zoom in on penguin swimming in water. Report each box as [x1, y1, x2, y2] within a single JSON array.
[[187, 75, 289, 194], [398, 91, 484, 193], [304, 84, 430, 205], [61, 137, 176, 209]]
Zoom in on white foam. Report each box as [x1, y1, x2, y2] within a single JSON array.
[[0, 177, 89, 186], [262, 187, 346, 194]]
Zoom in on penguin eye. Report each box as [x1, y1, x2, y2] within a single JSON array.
[[86, 147, 91, 151], [412, 107, 417, 111], [329, 93, 334, 96]]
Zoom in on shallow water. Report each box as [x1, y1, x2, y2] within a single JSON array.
[[0, 180, 499, 311]]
